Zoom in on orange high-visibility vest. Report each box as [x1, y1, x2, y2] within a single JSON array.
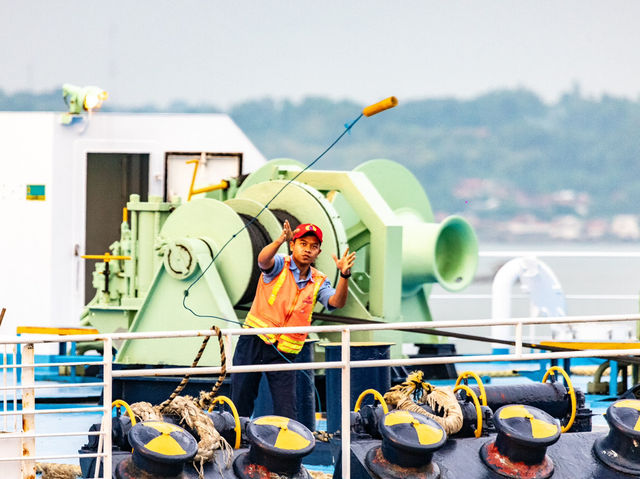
[[244, 256, 327, 354]]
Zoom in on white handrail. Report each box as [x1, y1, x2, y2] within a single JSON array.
[[102, 337, 113, 479], [1, 313, 639, 346], [3, 312, 640, 479], [0, 360, 105, 369], [0, 382, 105, 391], [430, 294, 639, 300], [0, 338, 112, 478], [481, 251, 640, 258]]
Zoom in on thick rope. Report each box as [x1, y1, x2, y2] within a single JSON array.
[[197, 326, 228, 410], [35, 463, 82, 479], [158, 325, 227, 411], [384, 370, 434, 403], [130, 398, 232, 478], [308, 472, 333, 479], [129, 401, 162, 421], [126, 325, 231, 478], [36, 329, 229, 479], [161, 396, 233, 469], [384, 371, 463, 435]]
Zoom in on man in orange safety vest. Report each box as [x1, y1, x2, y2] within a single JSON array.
[[231, 220, 356, 419]]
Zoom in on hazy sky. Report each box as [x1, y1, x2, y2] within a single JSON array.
[[2, 1, 639, 109]]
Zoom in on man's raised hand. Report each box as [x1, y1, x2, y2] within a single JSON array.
[[332, 247, 356, 275], [280, 220, 293, 244]]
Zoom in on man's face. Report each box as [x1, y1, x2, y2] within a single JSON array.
[[289, 234, 322, 267]]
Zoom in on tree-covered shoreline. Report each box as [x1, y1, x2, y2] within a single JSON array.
[[3, 87, 639, 240]]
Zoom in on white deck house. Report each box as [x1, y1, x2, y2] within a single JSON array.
[[0, 112, 266, 333]]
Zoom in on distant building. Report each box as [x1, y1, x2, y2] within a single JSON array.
[[549, 215, 583, 240], [611, 215, 640, 240], [585, 218, 608, 240], [548, 190, 590, 216], [504, 214, 549, 236]]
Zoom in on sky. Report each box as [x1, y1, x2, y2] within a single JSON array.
[[1, 1, 640, 109]]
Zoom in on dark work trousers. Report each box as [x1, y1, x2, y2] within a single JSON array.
[[231, 335, 298, 419]]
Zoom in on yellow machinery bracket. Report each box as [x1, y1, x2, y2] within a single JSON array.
[[186, 158, 229, 201], [81, 253, 131, 262]]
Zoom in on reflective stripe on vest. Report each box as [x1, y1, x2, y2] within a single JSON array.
[[276, 274, 324, 354], [244, 256, 327, 355], [268, 264, 289, 305], [277, 336, 305, 354], [244, 313, 277, 344]]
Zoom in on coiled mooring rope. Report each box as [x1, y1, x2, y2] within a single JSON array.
[[130, 398, 233, 478], [383, 370, 463, 435]]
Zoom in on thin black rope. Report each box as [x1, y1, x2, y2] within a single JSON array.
[[179, 112, 364, 416], [181, 113, 363, 325]]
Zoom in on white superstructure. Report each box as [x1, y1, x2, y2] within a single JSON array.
[[0, 111, 266, 333]]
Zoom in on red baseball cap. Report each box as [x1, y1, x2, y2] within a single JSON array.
[[292, 223, 323, 243]]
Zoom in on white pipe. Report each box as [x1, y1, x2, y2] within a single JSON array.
[[92, 416, 104, 479], [3, 344, 7, 431], [112, 361, 341, 378], [491, 257, 526, 346], [102, 337, 113, 479], [514, 322, 523, 356], [341, 328, 350, 479], [345, 347, 640, 367], [12, 345, 17, 431], [21, 343, 35, 479], [492, 256, 568, 347], [3, 339, 640, 386]]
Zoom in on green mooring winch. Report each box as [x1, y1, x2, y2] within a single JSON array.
[[81, 158, 479, 365]]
